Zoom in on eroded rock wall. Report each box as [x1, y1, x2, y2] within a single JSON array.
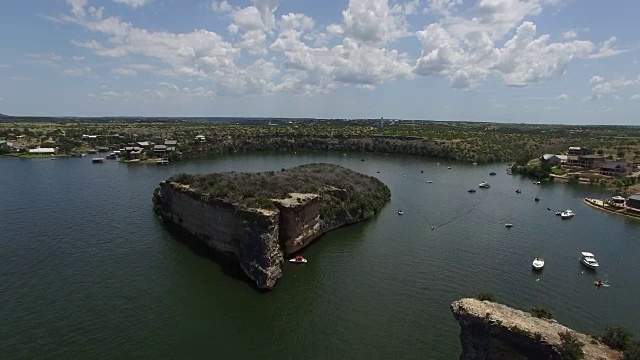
[[274, 193, 322, 254], [451, 298, 622, 360], [154, 181, 283, 289]]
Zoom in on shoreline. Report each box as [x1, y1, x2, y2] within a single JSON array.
[[583, 198, 640, 220]]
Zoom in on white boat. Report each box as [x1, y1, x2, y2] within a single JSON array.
[[580, 252, 599, 270], [560, 209, 575, 219], [289, 256, 307, 264], [447, 166, 452, 169], [533, 181, 541, 185], [505, 223, 513, 228], [398, 210, 404, 215], [532, 258, 545, 270], [479, 181, 490, 189], [427, 180, 433, 183]]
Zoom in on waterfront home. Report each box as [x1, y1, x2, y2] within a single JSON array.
[[627, 194, 640, 210], [137, 141, 150, 148], [540, 154, 564, 166], [153, 144, 167, 156], [568, 146, 589, 156], [164, 140, 178, 152], [567, 154, 605, 169], [28, 147, 56, 154], [540, 154, 559, 166], [600, 161, 634, 177]]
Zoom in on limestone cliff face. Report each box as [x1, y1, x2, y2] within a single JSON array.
[[153, 181, 283, 289], [451, 298, 622, 360], [273, 193, 322, 254]]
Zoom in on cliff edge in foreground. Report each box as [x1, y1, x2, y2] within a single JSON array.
[[153, 163, 390, 289], [451, 298, 622, 360]]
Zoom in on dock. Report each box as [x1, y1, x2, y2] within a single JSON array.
[[583, 198, 640, 220]]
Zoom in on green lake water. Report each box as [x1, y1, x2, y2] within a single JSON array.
[[1, 152, 639, 359]]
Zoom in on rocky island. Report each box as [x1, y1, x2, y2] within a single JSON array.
[[153, 163, 390, 289], [451, 298, 622, 359]]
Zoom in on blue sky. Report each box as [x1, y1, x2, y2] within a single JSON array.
[[0, 0, 639, 124]]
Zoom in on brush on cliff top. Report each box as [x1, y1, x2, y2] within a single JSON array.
[[168, 163, 391, 214]]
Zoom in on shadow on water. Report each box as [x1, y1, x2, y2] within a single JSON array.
[[158, 219, 268, 292]]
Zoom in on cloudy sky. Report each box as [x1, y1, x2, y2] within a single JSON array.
[[0, 0, 639, 124]]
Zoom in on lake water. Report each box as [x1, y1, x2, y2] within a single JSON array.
[[1, 152, 639, 359]]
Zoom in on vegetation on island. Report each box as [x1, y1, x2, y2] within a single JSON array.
[[531, 307, 553, 320], [476, 292, 496, 302], [599, 326, 640, 360], [559, 330, 585, 360], [167, 163, 391, 220]]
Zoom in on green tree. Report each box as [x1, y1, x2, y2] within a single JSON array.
[[559, 331, 585, 360], [601, 326, 634, 351]]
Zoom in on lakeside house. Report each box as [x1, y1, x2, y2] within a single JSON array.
[[568, 146, 589, 156], [154, 144, 167, 156], [164, 139, 178, 152], [540, 154, 568, 166], [627, 194, 640, 210], [567, 154, 605, 169], [137, 141, 150, 148], [28, 147, 56, 154], [600, 161, 634, 177]]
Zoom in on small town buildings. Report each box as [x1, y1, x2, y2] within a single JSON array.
[[627, 194, 640, 210], [567, 154, 605, 169], [137, 141, 150, 148], [195, 135, 206, 142], [28, 147, 56, 154], [600, 161, 634, 177], [568, 146, 589, 156]]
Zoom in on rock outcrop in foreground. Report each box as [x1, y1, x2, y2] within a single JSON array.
[[451, 298, 622, 360], [153, 163, 390, 289]]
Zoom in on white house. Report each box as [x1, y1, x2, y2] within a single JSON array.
[[29, 148, 56, 154], [195, 135, 206, 142]]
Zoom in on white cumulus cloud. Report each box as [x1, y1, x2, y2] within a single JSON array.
[[62, 66, 94, 77], [112, 0, 153, 9], [630, 94, 640, 101], [557, 93, 568, 101], [46, 0, 635, 99]]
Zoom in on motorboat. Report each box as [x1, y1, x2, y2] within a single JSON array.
[[156, 159, 169, 166], [427, 180, 433, 183], [507, 172, 512, 175], [515, 189, 521, 194], [447, 166, 452, 169], [106, 153, 117, 160], [468, 189, 477, 193], [92, 157, 105, 163], [505, 223, 514, 228], [398, 210, 404, 215], [533, 181, 541, 185], [534, 197, 540, 202], [489, 172, 497, 176], [532, 258, 545, 270], [560, 209, 575, 219], [555, 211, 562, 216], [580, 252, 599, 270], [289, 255, 307, 264], [479, 181, 490, 189]]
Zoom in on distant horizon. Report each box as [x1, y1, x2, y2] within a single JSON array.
[[1, 112, 639, 127]]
